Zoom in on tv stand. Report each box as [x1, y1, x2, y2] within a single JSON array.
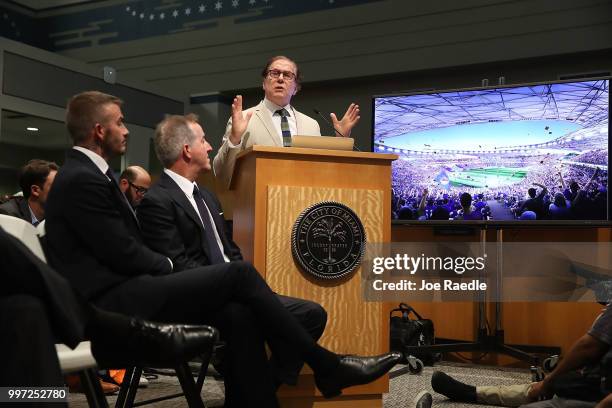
[[403, 228, 561, 365]]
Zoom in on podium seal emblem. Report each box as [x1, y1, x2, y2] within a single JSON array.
[[292, 201, 366, 280]]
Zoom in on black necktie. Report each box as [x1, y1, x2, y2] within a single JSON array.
[[105, 168, 118, 184], [106, 168, 138, 223], [193, 185, 225, 265], [275, 108, 292, 147]]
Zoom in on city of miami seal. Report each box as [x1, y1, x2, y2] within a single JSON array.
[[291, 201, 366, 280]]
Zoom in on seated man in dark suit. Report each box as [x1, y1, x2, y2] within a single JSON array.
[[0, 226, 217, 389], [0, 159, 58, 225], [44, 91, 400, 408], [137, 113, 327, 388]]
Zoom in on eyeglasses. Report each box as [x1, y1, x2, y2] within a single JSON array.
[[266, 69, 296, 81], [128, 181, 148, 195]]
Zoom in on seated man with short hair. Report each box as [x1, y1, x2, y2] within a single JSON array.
[[118, 165, 151, 208], [0, 159, 58, 225], [137, 113, 327, 389]]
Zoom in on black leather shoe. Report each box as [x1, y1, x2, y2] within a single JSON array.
[[93, 319, 219, 368], [314, 351, 401, 398], [414, 391, 433, 408]]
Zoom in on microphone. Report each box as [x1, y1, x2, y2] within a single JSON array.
[[313, 108, 346, 138]]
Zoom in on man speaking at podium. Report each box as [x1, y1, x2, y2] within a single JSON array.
[[213, 55, 361, 187]]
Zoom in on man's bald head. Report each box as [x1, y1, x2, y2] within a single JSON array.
[[119, 165, 151, 207]]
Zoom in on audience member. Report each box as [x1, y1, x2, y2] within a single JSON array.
[[518, 183, 548, 220], [549, 192, 571, 220], [519, 210, 537, 220], [0, 159, 58, 225], [119, 165, 151, 208], [456, 192, 483, 220], [137, 114, 327, 389]]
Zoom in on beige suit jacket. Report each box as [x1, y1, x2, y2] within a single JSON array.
[[213, 101, 321, 188]]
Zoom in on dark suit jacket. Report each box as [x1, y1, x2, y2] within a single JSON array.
[[45, 149, 172, 310], [137, 172, 242, 272], [0, 227, 86, 348], [0, 196, 31, 223]]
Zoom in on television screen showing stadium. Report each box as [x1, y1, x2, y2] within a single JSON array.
[[372, 79, 610, 223]]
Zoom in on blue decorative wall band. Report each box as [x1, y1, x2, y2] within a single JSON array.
[[1, 0, 382, 51]]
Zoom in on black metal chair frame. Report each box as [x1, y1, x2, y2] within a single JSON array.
[[78, 367, 110, 408], [114, 348, 213, 408]]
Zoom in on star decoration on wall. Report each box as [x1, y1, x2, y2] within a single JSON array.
[[4, 0, 388, 50]]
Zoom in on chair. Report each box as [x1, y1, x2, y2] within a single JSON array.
[[115, 359, 212, 408], [0, 214, 108, 408]]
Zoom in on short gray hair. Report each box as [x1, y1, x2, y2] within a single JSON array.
[[154, 114, 200, 168]]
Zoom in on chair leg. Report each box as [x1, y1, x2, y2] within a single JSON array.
[[114, 367, 131, 408], [196, 350, 212, 392], [115, 367, 141, 408], [176, 363, 205, 408], [79, 368, 109, 408]]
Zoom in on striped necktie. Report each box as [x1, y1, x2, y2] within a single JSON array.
[[275, 108, 292, 147]]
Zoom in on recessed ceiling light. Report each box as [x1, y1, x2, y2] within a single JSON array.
[[26, 127, 39, 132]]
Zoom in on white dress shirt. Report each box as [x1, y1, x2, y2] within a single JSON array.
[[262, 98, 298, 145], [28, 205, 39, 226], [73, 146, 109, 176]]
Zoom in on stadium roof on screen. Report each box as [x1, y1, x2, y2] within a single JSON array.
[[373, 79, 609, 141]]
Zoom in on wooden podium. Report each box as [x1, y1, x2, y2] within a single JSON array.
[[230, 146, 397, 408]]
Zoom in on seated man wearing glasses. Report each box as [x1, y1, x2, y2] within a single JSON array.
[[118, 165, 151, 208], [213, 55, 361, 187]]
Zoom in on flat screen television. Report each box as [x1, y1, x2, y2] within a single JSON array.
[[372, 78, 610, 224]]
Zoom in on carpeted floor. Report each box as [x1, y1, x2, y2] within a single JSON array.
[[68, 362, 532, 407], [385, 362, 531, 408]]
